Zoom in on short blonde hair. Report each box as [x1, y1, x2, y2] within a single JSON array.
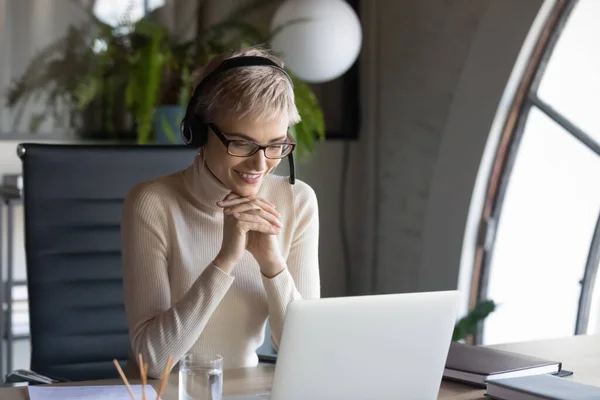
[[192, 47, 301, 125]]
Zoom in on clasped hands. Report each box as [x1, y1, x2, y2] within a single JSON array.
[[213, 193, 286, 278]]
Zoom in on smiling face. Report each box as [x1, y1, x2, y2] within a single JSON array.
[[192, 48, 301, 195], [203, 111, 290, 197]]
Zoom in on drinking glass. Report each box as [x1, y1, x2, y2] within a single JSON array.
[[179, 353, 223, 400]]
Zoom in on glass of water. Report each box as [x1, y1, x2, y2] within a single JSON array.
[[179, 353, 223, 400]]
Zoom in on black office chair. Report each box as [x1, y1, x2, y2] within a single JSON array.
[[6, 143, 196, 384], [257, 321, 278, 363]]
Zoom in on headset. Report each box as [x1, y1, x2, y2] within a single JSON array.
[[180, 56, 296, 185]]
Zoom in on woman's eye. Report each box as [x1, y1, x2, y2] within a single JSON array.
[[231, 141, 254, 149]]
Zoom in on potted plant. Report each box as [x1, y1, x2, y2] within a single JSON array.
[[5, 1, 325, 160], [101, 18, 193, 144]]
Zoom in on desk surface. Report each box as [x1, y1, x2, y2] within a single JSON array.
[[2, 334, 599, 399]]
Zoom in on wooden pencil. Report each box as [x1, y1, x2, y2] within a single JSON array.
[[156, 356, 174, 400], [138, 354, 147, 400], [113, 359, 136, 400]]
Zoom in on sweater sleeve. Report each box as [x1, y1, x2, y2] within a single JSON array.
[[121, 183, 235, 378], [261, 181, 321, 349]]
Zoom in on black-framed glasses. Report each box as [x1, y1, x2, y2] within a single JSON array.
[[209, 123, 296, 159]]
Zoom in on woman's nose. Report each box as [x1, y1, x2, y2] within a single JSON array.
[[249, 149, 269, 171]]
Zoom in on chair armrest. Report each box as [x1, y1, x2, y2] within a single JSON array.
[[5, 369, 65, 385]]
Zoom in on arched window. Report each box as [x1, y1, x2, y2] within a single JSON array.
[[471, 0, 600, 345]]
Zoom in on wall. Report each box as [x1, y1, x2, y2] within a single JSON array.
[[215, 0, 548, 305], [361, 0, 546, 313], [371, 0, 489, 296], [0, 0, 87, 135], [0, 0, 95, 289], [1, 0, 551, 307], [428, 0, 555, 317]]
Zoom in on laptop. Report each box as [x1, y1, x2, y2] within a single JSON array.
[[228, 290, 459, 400]]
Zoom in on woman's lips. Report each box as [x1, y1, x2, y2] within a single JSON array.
[[235, 170, 263, 184]]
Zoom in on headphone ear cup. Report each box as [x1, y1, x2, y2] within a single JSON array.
[[180, 120, 193, 146], [181, 114, 209, 148], [190, 115, 208, 147]]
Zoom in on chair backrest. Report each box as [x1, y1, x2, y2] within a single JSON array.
[[18, 143, 196, 381]]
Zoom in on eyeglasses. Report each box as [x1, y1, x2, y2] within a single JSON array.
[[209, 123, 296, 159]]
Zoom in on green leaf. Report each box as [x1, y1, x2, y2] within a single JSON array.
[[8, 0, 326, 159], [28, 113, 47, 133], [221, 0, 279, 24], [75, 78, 101, 108], [286, 71, 325, 161], [160, 114, 178, 144], [206, 20, 270, 45], [452, 300, 497, 341], [178, 65, 192, 108]]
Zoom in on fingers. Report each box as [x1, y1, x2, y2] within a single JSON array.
[[261, 198, 276, 207], [253, 198, 280, 218], [235, 213, 280, 234], [244, 208, 283, 228], [218, 197, 281, 219], [230, 207, 282, 229], [224, 203, 261, 219], [218, 195, 275, 207], [217, 196, 250, 207], [224, 201, 281, 222]]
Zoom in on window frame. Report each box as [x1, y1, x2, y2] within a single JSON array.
[[469, 0, 600, 343], [92, 0, 154, 25]]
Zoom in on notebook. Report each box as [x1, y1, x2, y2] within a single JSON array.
[[486, 374, 600, 400], [443, 341, 561, 387], [28, 385, 158, 400]]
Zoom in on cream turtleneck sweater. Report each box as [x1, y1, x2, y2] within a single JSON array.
[[120, 155, 320, 378]]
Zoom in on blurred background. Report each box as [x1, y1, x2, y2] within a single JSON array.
[[1, 0, 599, 383]]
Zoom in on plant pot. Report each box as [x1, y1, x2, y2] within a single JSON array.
[[153, 105, 185, 144], [76, 129, 137, 143]]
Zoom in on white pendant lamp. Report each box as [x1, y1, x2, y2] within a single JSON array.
[[270, 0, 362, 83]]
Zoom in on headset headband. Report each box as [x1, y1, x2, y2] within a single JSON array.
[[182, 56, 293, 131]]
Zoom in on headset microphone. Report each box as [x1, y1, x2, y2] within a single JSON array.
[[288, 153, 296, 185]]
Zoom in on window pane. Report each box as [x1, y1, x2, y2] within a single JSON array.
[[93, 0, 166, 26], [538, 0, 600, 142], [148, 0, 167, 13], [483, 107, 600, 345], [586, 255, 600, 334], [94, 1, 146, 26]]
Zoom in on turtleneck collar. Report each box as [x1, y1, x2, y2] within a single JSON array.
[[182, 151, 232, 209]]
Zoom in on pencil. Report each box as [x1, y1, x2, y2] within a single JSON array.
[[156, 356, 174, 400], [138, 354, 147, 400], [113, 359, 136, 400]]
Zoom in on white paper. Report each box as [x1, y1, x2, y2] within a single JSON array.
[[28, 384, 159, 400]]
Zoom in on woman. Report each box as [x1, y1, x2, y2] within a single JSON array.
[[120, 47, 320, 378]]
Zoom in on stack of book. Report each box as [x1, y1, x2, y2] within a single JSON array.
[[486, 374, 600, 399], [443, 341, 600, 399], [443, 341, 562, 388]]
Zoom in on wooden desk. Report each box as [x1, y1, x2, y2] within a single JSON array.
[[2, 334, 599, 399]]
